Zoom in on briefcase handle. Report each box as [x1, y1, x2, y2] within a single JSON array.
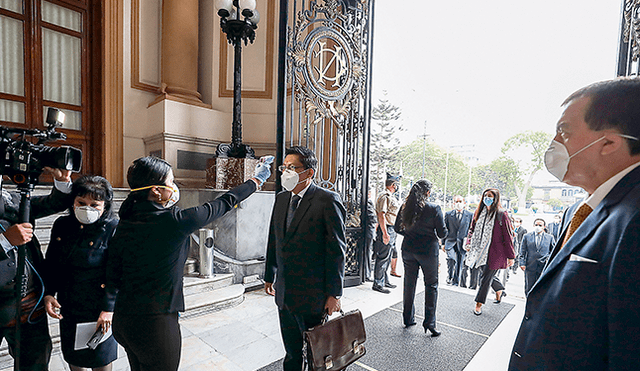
[[320, 309, 345, 325]]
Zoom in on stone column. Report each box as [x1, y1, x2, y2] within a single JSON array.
[[158, 0, 203, 104]]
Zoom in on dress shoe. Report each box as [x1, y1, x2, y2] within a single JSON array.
[[390, 272, 401, 278], [425, 327, 441, 337], [459, 284, 467, 288], [494, 291, 507, 304], [372, 285, 390, 294], [404, 322, 417, 328], [384, 282, 397, 289]]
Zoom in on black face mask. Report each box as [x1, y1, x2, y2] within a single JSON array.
[[392, 184, 398, 192]]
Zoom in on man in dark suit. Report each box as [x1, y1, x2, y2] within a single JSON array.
[[264, 146, 346, 371], [518, 218, 555, 296], [510, 78, 640, 370], [511, 217, 527, 276], [442, 195, 472, 287], [546, 213, 562, 240]]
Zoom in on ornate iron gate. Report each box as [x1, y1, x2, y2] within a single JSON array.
[[276, 0, 375, 286], [618, 0, 640, 76]]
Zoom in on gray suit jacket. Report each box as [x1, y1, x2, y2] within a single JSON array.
[[443, 209, 472, 252], [518, 231, 554, 268]]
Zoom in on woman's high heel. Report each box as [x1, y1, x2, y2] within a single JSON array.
[[425, 327, 441, 337]]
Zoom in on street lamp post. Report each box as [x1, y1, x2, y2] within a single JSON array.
[[215, 0, 260, 159]]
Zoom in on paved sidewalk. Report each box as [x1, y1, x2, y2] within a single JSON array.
[[2, 252, 527, 371]]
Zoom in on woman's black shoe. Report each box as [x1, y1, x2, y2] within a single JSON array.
[[404, 322, 417, 328], [425, 327, 441, 337], [494, 291, 507, 304]]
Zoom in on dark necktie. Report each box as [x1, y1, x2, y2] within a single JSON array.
[[457, 211, 462, 221], [286, 194, 301, 230]]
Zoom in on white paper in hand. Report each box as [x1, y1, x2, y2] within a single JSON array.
[[74, 322, 112, 350]]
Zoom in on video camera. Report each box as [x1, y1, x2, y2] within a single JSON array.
[[0, 107, 82, 189]]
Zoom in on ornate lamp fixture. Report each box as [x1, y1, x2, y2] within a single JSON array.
[[215, 0, 260, 159]]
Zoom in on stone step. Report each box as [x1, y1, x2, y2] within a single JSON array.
[[0, 274, 243, 366], [183, 274, 234, 296], [182, 283, 245, 319]]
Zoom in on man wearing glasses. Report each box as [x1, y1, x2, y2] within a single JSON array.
[[264, 146, 346, 371]]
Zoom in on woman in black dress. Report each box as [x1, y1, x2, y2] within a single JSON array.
[[44, 175, 118, 371], [105, 155, 271, 371], [394, 180, 447, 336]]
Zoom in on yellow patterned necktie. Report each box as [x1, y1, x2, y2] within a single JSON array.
[[561, 203, 593, 248]]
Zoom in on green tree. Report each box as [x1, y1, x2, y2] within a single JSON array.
[[501, 131, 553, 210], [390, 139, 469, 204], [547, 198, 563, 210], [370, 94, 403, 190]]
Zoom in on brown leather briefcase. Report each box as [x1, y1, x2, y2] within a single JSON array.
[[304, 309, 367, 371]]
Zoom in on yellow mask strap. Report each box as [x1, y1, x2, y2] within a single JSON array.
[[130, 185, 174, 192]]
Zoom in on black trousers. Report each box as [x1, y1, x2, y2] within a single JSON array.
[[373, 225, 396, 288], [469, 265, 481, 289], [278, 306, 324, 371], [113, 312, 181, 371], [474, 265, 505, 304], [0, 316, 51, 370], [457, 248, 468, 287], [402, 250, 438, 329], [524, 261, 545, 296]]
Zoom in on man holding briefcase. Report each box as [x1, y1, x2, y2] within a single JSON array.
[[264, 146, 346, 371]]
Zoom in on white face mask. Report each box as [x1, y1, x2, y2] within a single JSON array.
[[544, 137, 605, 181], [74, 206, 101, 224], [164, 185, 180, 208], [544, 133, 639, 181], [281, 169, 307, 192], [455, 202, 464, 210], [534, 226, 544, 234]]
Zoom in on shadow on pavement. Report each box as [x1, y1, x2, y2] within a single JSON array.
[[259, 288, 514, 371]]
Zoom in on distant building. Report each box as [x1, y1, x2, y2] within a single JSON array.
[[529, 180, 587, 211]]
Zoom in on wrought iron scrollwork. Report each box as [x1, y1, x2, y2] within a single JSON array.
[[284, 0, 373, 285]]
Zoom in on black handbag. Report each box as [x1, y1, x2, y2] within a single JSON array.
[[304, 309, 367, 371]]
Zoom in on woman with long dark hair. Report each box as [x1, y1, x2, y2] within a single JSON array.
[[105, 156, 271, 371], [43, 175, 119, 371], [394, 180, 447, 336], [464, 188, 515, 315]]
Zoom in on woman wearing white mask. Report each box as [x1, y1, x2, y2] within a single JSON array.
[[43, 175, 119, 371], [464, 188, 515, 315], [106, 156, 271, 371]]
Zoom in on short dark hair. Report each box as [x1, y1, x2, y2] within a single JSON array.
[[563, 77, 640, 155], [285, 146, 317, 172], [127, 156, 172, 190], [70, 175, 114, 220], [534, 218, 546, 226], [119, 156, 173, 218]]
